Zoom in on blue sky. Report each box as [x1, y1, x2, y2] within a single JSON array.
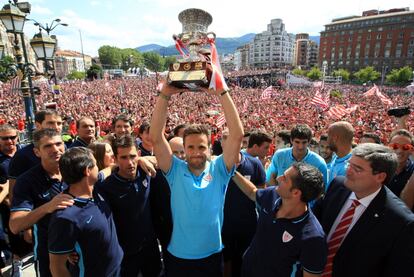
[[17, 0, 414, 56]]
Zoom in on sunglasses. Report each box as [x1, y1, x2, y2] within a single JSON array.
[[388, 143, 414, 151], [0, 135, 18, 141]]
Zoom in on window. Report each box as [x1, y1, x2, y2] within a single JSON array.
[[384, 49, 390, 58], [396, 49, 402, 58], [367, 34, 371, 40], [399, 32, 404, 39], [387, 33, 393, 39], [376, 34, 382, 39]]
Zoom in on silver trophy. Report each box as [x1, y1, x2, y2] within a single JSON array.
[[168, 8, 216, 89]]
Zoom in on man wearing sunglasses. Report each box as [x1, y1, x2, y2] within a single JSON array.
[[386, 129, 414, 198]]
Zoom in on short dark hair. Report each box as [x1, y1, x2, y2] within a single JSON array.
[[352, 143, 398, 185], [277, 130, 291, 145], [183, 124, 211, 146], [33, 128, 60, 148], [290, 124, 312, 142], [290, 162, 324, 203], [138, 121, 150, 135], [59, 147, 95, 184], [173, 124, 188, 137], [76, 117, 95, 130], [319, 134, 328, 142], [35, 110, 60, 124], [112, 114, 133, 128], [389, 129, 414, 145], [361, 132, 382, 144], [112, 134, 136, 157], [248, 130, 272, 148]]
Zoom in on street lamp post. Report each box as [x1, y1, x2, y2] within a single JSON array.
[[380, 65, 389, 86], [30, 18, 67, 101], [0, 1, 37, 139], [322, 60, 328, 89]]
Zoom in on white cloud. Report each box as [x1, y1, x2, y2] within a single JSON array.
[[31, 5, 53, 15]]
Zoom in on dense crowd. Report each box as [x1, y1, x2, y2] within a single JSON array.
[[0, 77, 412, 143]]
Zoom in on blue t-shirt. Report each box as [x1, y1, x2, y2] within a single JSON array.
[[165, 155, 235, 259], [11, 164, 68, 270], [223, 152, 265, 235], [8, 143, 40, 179], [96, 168, 155, 255], [242, 188, 327, 277], [48, 194, 123, 277], [328, 152, 352, 185], [266, 148, 328, 187], [0, 145, 22, 184]]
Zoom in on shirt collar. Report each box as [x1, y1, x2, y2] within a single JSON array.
[[348, 187, 382, 208]]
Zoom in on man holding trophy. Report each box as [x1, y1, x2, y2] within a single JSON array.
[[150, 9, 244, 276]]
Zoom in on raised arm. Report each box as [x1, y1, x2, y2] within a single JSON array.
[[149, 81, 183, 173], [217, 91, 244, 171], [232, 171, 257, 202]]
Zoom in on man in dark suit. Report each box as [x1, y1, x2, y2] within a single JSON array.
[[313, 143, 414, 277]]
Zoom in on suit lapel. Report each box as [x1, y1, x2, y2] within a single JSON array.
[[336, 186, 386, 257], [324, 185, 351, 233]]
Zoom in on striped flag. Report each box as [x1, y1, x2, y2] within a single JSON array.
[[261, 86, 273, 99], [311, 90, 329, 109], [375, 90, 393, 106], [363, 85, 379, 97], [10, 76, 21, 92], [216, 113, 226, 128], [346, 104, 359, 114], [325, 105, 348, 120]]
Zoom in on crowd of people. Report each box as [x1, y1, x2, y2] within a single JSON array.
[[0, 73, 413, 277]]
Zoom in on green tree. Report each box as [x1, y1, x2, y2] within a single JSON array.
[[163, 56, 177, 71], [98, 45, 122, 69], [307, 67, 322, 80], [292, 68, 306, 76], [120, 48, 143, 70], [67, 71, 86, 80], [353, 66, 381, 83], [86, 64, 103, 80], [0, 55, 16, 82], [333, 69, 350, 81], [386, 66, 413, 85], [142, 52, 163, 72]]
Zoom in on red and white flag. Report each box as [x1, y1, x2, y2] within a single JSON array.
[[311, 90, 329, 109], [375, 90, 393, 106], [326, 105, 348, 119], [346, 104, 359, 114], [363, 85, 379, 97], [216, 113, 226, 128], [208, 38, 228, 92], [10, 76, 21, 92], [261, 86, 273, 99], [313, 81, 322, 88]]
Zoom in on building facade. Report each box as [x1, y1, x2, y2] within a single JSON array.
[[234, 44, 250, 70], [319, 8, 414, 72], [54, 49, 92, 79], [293, 33, 319, 69], [249, 19, 295, 69]]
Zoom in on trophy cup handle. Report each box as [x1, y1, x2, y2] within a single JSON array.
[[206, 32, 216, 40]]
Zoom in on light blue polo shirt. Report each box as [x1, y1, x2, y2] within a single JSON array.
[[164, 155, 235, 259], [328, 152, 352, 186], [266, 148, 328, 187]]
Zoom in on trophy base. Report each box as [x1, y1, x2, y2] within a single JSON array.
[[168, 61, 211, 89]]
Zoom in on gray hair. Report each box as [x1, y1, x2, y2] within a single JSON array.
[[352, 143, 397, 185]]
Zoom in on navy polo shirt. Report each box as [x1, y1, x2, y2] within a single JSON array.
[[8, 143, 40, 179], [242, 188, 327, 277], [387, 159, 414, 197], [48, 194, 123, 277], [69, 137, 89, 148], [96, 168, 155, 255], [223, 152, 265, 234], [11, 164, 68, 268], [0, 145, 22, 184]]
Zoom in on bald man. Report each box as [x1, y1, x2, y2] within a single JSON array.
[[327, 121, 354, 186], [150, 136, 186, 256]]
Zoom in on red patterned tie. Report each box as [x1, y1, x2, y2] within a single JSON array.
[[322, 199, 360, 277]]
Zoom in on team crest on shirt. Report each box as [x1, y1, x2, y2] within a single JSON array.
[[282, 231, 293, 243], [203, 173, 212, 182]]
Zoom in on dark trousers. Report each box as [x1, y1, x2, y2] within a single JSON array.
[[120, 239, 161, 277], [164, 251, 223, 277]]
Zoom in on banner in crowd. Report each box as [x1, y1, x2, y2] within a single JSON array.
[[216, 113, 226, 128], [311, 90, 329, 109], [363, 85, 393, 105], [261, 86, 273, 99]]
